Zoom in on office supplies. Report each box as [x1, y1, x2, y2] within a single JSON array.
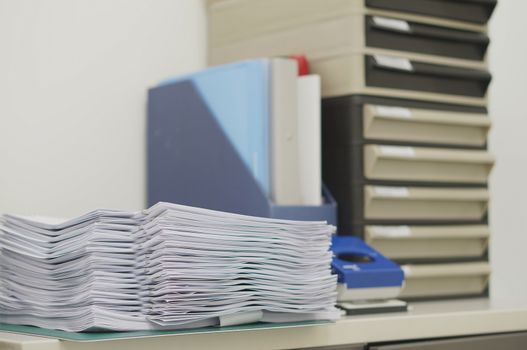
[[400, 262, 491, 298], [152, 58, 325, 208], [208, 0, 495, 49], [136, 202, 339, 328], [270, 58, 302, 205], [157, 60, 271, 196], [322, 95, 491, 235], [363, 145, 494, 183], [209, 1, 492, 106], [148, 76, 336, 223], [0, 210, 147, 332], [310, 51, 490, 103], [364, 186, 489, 221], [0, 202, 339, 332], [331, 236, 406, 314], [207, 0, 495, 301], [297, 74, 322, 205], [365, 0, 497, 24], [289, 55, 310, 75], [211, 14, 490, 65], [361, 104, 491, 147], [337, 299, 408, 316], [364, 225, 490, 262]]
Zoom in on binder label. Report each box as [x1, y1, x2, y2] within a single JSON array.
[[373, 16, 410, 32], [373, 186, 409, 197], [371, 225, 412, 237], [380, 146, 415, 157], [374, 55, 413, 71], [374, 105, 412, 118]]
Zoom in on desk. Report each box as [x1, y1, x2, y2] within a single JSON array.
[[2, 298, 527, 350]]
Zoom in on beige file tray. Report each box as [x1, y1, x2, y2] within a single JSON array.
[[400, 262, 490, 298], [363, 145, 494, 183], [310, 51, 489, 106], [366, 0, 496, 25], [363, 104, 491, 146], [208, 0, 486, 49], [364, 225, 490, 260], [364, 186, 489, 221], [210, 13, 488, 69]]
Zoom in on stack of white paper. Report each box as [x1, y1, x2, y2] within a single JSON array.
[[0, 210, 149, 332], [0, 203, 338, 331], [136, 202, 339, 329]]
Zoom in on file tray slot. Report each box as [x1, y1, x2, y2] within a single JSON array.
[[363, 104, 491, 147], [147, 80, 337, 224], [323, 96, 489, 148], [366, 0, 497, 25], [364, 186, 489, 221], [366, 15, 490, 60], [365, 55, 491, 97], [321, 96, 490, 234], [400, 262, 491, 299], [364, 145, 494, 184], [322, 184, 489, 235], [365, 225, 490, 261]]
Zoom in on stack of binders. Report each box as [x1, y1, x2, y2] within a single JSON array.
[[208, 0, 497, 300]]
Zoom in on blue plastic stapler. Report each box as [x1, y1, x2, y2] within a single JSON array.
[[332, 236, 407, 315]]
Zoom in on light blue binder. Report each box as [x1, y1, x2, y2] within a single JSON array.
[[159, 60, 270, 195]]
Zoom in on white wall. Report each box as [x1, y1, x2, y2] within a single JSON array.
[[488, 1, 527, 299], [0, 0, 206, 217]]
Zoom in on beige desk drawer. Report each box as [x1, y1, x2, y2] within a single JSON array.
[[370, 332, 527, 350], [400, 262, 490, 298], [364, 186, 489, 221], [364, 145, 494, 183], [363, 104, 491, 147], [365, 225, 489, 260]]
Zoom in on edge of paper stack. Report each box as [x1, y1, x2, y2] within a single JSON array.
[[0, 202, 339, 332]]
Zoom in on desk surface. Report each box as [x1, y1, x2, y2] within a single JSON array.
[[2, 298, 527, 350]]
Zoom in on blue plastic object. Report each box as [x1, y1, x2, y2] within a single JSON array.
[[158, 60, 271, 195], [147, 73, 337, 224], [332, 236, 404, 289]]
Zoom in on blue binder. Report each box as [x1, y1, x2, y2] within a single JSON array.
[[147, 64, 336, 224]]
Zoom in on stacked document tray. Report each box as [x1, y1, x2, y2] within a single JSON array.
[[322, 95, 492, 231], [209, 0, 493, 106], [363, 186, 489, 221], [207, 0, 496, 299], [400, 262, 491, 299], [359, 104, 491, 147], [209, 0, 494, 60], [211, 12, 491, 65], [310, 51, 490, 105], [363, 145, 494, 183], [365, 0, 497, 24], [364, 225, 490, 261], [322, 94, 494, 299]]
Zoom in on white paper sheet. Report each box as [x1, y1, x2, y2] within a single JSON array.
[[0, 202, 338, 331]]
